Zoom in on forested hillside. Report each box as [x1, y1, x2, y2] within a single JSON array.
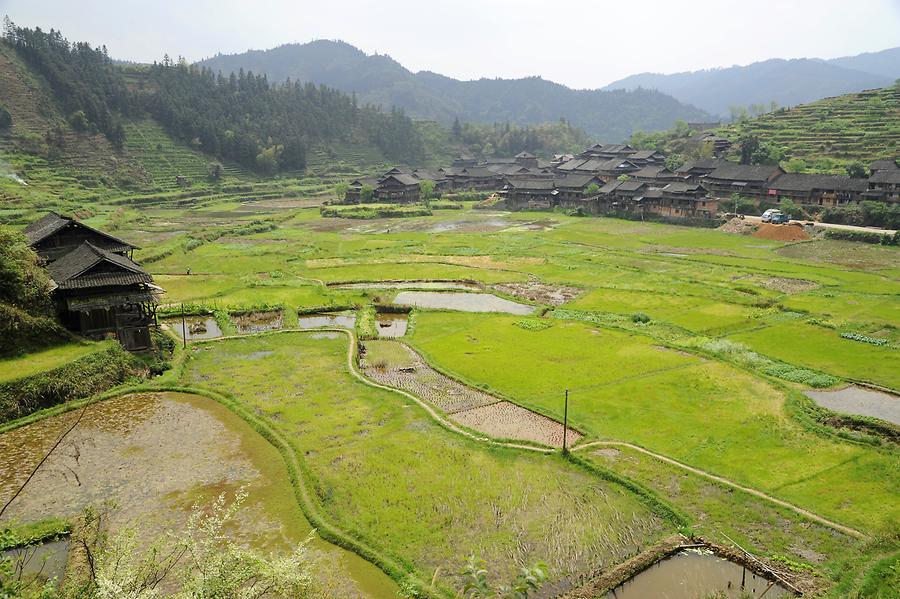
[[197, 40, 712, 141], [0, 22, 425, 178]]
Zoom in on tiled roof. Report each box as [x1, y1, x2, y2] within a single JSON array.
[[48, 242, 151, 290], [24, 211, 139, 250]]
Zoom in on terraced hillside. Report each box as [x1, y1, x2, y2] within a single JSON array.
[[122, 119, 252, 191], [722, 85, 900, 173]]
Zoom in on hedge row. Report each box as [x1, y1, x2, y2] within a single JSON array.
[[824, 229, 898, 245], [0, 345, 143, 423]]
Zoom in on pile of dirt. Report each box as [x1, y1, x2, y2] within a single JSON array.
[[752, 223, 811, 242], [719, 217, 758, 235]]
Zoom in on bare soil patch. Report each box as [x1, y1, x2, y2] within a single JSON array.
[[451, 401, 582, 448], [757, 277, 820, 294], [362, 343, 497, 413], [752, 223, 811, 242], [492, 281, 582, 306]]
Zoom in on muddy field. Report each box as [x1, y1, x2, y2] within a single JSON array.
[[451, 401, 582, 448], [362, 343, 498, 413], [297, 312, 356, 329], [0, 393, 299, 550], [333, 280, 481, 291], [362, 342, 580, 447], [492, 281, 582, 306], [233, 310, 284, 334], [393, 291, 536, 314], [804, 385, 900, 425], [164, 316, 223, 340], [0, 392, 393, 597]]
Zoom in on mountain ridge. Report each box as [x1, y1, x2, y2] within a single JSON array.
[[603, 48, 899, 116], [196, 40, 713, 142]]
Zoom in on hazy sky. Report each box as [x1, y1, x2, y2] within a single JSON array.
[[3, 0, 899, 88]]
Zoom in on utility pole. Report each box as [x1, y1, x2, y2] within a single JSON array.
[[181, 303, 187, 349], [562, 388, 569, 454]]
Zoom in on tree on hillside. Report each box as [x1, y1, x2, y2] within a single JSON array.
[[0, 227, 53, 315], [739, 135, 759, 165], [452, 117, 462, 140], [0, 105, 10, 129], [846, 162, 867, 178]]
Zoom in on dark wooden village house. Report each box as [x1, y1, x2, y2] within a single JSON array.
[[24, 212, 161, 351]]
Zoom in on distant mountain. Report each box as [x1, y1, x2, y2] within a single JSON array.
[[603, 49, 899, 117], [196, 40, 712, 142], [828, 46, 900, 81]]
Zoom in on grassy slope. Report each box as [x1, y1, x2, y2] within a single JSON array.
[[180, 332, 669, 591], [0, 341, 115, 383], [720, 85, 900, 173]]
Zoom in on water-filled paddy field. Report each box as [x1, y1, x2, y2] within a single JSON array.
[[0, 392, 398, 597]]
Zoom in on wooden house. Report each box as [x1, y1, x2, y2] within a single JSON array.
[[702, 164, 784, 202], [345, 177, 379, 203], [673, 159, 728, 183], [25, 213, 160, 351], [515, 151, 539, 168], [766, 174, 868, 207], [24, 211, 138, 263], [554, 174, 604, 203], [374, 173, 421, 203], [503, 179, 557, 210], [865, 170, 900, 203], [46, 243, 159, 350]]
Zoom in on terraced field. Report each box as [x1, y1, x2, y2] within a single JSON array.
[[722, 85, 900, 173]]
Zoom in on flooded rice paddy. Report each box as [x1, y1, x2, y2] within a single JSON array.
[[296, 312, 357, 329], [0, 392, 397, 598], [393, 291, 535, 314], [804, 385, 900, 425], [606, 549, 790, 598], [334, 280, 481, 291], [164, 315, 223, 340], [1, 539, 69, 588], [375, 313, 408, 337], [233, 310, 283, 334]]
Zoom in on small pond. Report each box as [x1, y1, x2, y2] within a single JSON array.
[[606, 549, 790, 598], [335, 281, 481, 291], [375, 313, 408, 338], [234, 310, 283, 334], [804, 386, 900, 426], [393, 291, 535, 315], [164, 316, 223, 340], [296, 312, 356, 329], [1, 539, 69, 587]]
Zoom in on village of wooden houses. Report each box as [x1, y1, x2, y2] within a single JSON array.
[[345, 138, 900, 220]]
